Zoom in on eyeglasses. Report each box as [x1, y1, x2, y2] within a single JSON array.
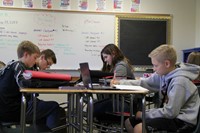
[[45, 58, 52, 67]]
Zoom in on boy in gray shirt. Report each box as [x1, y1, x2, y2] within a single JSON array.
[[112, 44, 200, 133]]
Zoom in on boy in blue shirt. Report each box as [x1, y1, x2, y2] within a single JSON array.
[[0, 41, 65, 132]]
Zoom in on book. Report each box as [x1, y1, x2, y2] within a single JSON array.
[[114, 85, 148, 91]]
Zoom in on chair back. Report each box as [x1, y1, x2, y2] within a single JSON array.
[[193, 85, 200, 133]]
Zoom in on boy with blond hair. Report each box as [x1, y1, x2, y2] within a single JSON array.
[[112, 44, 200, 133]]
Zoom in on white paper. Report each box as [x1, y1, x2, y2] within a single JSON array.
[[114, 85, 148, 91]]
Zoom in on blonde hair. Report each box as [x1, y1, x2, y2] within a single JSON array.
[[148, 44, 177, 65], [187, 52, 200, 66], [17, 40, 40, 58], [187, 52, 200, 80], [0, 61, 5, 69]]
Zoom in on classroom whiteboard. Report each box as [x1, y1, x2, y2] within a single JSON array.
[[0, 9, 115, 70]]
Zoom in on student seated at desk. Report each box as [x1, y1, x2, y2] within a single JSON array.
[[34, 49, 57, 70], [187, 51, 200, 81], [111, 44, 200, 133], [93, 43, 136, 121], [0, 41, 66, 133], [33, 48, 67, 132]]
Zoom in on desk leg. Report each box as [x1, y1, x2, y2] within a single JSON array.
[[20, 93, 26, 133], [79, 96, 83, 133], [72, 94, 75, 133], [68, 94, 72, 133], [89, 96, 93, 133], [76, 94, 80, 133], [120, 95, 124, 133], [112, 94, 115, 112], [32, 93, 37, 128], [142, 95, 146, 133], [130, 94, 134, 117]]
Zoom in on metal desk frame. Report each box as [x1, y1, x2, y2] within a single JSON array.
[[20, 88, 148, 133]]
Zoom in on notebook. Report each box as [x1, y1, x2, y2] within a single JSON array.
[[79, 62, 115, 90], [113, 85, 148, 91]]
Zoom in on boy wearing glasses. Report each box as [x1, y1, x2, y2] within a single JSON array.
[[34, 49, 57, 70]]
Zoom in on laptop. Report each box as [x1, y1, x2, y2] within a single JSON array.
[[79, 62, 115, 90]]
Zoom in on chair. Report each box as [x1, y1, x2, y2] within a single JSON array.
[[146, 92, 160, 109], [193, 107, 200, 133], [0, 119, 53, 133], [0, 96, 68, 133], [92, 94, 135, 133], [0, 121, 19, 132], [193, 85, 200, 133], [0, 122, 52, 133]]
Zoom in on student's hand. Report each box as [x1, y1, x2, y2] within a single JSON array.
[[136, 111, 142, 119], [110, 79, 120, 86]]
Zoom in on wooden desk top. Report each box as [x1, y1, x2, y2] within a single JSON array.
[[20, 88, 149, 94]]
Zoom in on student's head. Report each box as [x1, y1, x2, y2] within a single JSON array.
[[36, 49, 57, 70], [100, 43, 133, 72], [0, 61, 5, 69], [187, 52, 200, 66], [17, 40, 40, 68], [148, 44, 177, 76], [187, 52, 200, 80], [101, 44, 124, 66]]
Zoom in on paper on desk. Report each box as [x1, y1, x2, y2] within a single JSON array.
[[77, 82, 100, 86], [114, 85, 148, 91]]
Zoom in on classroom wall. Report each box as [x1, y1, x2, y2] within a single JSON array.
[[139, 0, 197, 62], [196, 0, 200, 47], [0, 0, 198, 62]]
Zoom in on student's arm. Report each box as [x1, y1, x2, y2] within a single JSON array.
[[114, 63, 127, 78], [119, 72, 160, 92], [13, 62, 39, 88]]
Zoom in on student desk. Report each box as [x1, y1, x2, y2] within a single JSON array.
[[20, 88, 149, 133], [20, 88, 86, 133]]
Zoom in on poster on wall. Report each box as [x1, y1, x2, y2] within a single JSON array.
[[130, 0, 140, 12], [96, 0, 106, 11], [22, 0, 34, 8], [41, 0, 52, 9], [113, 0, 123, 12], [78, 0, 88, 10], [60, 0, 71, 10], [2, 0, 13, 6]]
